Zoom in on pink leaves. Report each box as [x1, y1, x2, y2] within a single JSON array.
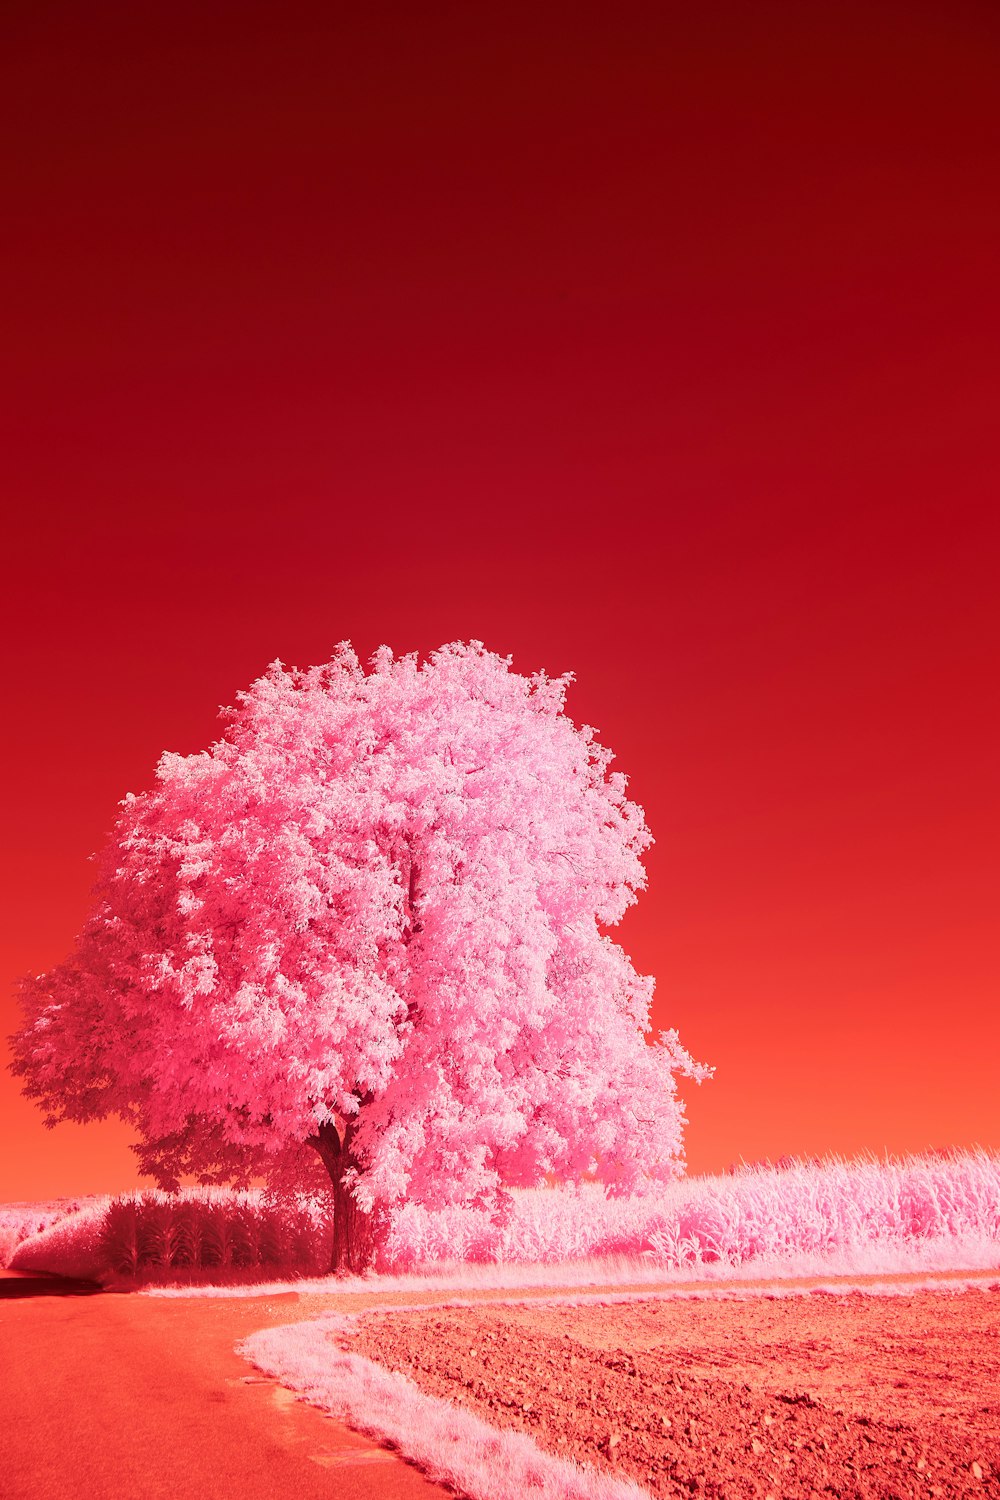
[[12, 642, 708, 1236]]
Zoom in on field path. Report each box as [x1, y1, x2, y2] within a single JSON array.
[[0, 1278, 448, 1500], [3, 1266, 999, 1499]]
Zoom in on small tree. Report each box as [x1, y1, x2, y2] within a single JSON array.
[[11, 642, 709, 1272]]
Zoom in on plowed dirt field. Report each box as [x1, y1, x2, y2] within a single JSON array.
[[347, 1287, 1000, 1498]]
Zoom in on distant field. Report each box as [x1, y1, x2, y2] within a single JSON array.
[[5, 1148, 999, 1290]]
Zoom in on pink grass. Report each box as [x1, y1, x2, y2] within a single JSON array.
[[0, 1199, 95, 1268], [380, 1148, 1000, 1270], [7, 1149, 1000, 1289], [238, 1278, 1000, 1500], [3, 1200, 111, 1278], [239, 1312, 651, 1500]]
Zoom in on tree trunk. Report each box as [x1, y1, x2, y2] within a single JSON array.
[[307, 1119, 378, 1274]]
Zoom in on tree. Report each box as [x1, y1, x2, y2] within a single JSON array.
[[11, 641, 710, 1272]]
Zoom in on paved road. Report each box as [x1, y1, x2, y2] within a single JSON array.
[[0, 1284, 448, 1500], [6, 1264, 996, 1500]]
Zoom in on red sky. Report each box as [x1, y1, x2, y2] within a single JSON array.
[[2, 3, 998, 1200]]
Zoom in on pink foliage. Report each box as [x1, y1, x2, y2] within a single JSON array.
[[10, 1150, 997, 1289], [97, 1188, 330, 1280], [7, 1188, 328, 1284], [380, 1149, 1000, 1273], [11, 643, 707, 1245]]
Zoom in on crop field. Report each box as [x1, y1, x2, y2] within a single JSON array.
[[4, 1150, 999, 1498]]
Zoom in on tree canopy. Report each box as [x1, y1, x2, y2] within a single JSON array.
[[11, 641, 709, 1268]]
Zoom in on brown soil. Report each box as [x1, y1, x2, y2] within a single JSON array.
[[346, 1287, 1000, 1499]]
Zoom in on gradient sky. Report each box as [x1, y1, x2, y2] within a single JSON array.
[[2, 3, 998, 1201]]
